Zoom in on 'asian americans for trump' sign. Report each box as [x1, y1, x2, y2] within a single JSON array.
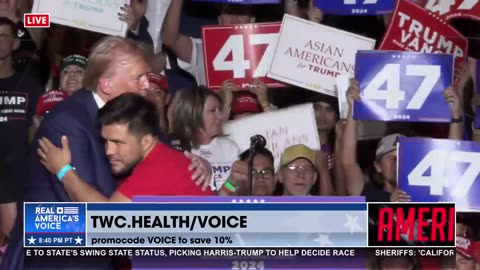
[[268, 15, 375, 97]]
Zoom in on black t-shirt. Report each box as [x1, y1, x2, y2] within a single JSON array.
[[0, 72, 43, 203], [361, 182, 391, 202], [0, 157, 20, 204]]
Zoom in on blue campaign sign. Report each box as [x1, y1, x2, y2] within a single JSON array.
[[24, 203, 86, 247], [397, 137, 480, 210], [314, 0, 395, 15], [353, 51, 454, 122], [474, 59, 480, 128], [192, 0, 280, 4]]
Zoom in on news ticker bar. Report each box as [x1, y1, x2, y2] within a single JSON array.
[[24, 248, 456, 269], [24, 201, 455, 248]]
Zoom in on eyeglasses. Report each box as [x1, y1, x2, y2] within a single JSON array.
[[284, 165, 315, 175], [252, 169, 274, 179]]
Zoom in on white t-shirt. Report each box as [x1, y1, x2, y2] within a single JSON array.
[[191, 137, 240, 191], [177, 37, 206, 86]]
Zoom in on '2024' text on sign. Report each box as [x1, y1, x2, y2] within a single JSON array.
[[314, 0, 396, 15]]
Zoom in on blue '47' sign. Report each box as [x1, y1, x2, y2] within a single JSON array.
[[353, 51, 454, 122], [314, 0, 395, 15], [192, 0, 280, 4], [474, 59, 480, 128], [398, 137, 480, 210]]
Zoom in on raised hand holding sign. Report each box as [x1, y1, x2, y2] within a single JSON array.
[[353, 51, 453, 122]]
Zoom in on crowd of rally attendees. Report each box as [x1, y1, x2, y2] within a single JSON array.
[[0, 0, 479, 269]]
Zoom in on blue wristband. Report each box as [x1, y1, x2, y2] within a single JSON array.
[[57, 165, 73, 181]]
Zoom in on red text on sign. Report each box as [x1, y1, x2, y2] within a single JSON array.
[[377, 206, 455, 242]]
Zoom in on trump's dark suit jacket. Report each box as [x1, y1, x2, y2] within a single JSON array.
[[2, 89, 117, 270]]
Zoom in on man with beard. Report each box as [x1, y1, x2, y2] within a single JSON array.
[[37, 93, 215, 201]]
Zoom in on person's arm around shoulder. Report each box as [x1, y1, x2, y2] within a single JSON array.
[[161, 0, 194, 64], [40, 113, 97, 186], [38, 135, 130, 202]]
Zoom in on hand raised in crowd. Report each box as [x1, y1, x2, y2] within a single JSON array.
[[118, 0, 147, 31], [228, 160, 249, 188], [37, 136, 71, 175], [471, 93, 480, 114], [335, 120, 346, 138], [443, 86, 462, 119], [315, 150, 330, 173], [390, 189, 411, 202], [346, 78, 361, 109], [454, 61, 471, 92], [184, 151, 213, 191], [307, 0, 323, 23], [249, 79, 269, 108], [221, 79, 239, 102]]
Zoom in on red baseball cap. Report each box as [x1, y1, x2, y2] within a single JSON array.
[[231, 92, 262, 116], [147, 72, 168, 93], [457, 236, 475, 259], [36, 90, 68, 117]]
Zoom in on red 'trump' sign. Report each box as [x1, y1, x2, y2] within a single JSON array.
[[379, 0, 468, 82], [202, 22, 283, 90]]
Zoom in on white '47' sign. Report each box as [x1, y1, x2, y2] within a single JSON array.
[[353, 51, 453, 122], [398, 137, 480, 210], [423, 0, 480, 20], [202, 23, 283, 90]]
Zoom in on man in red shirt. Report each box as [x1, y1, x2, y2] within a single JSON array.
[[37, 93, 214, 201]]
